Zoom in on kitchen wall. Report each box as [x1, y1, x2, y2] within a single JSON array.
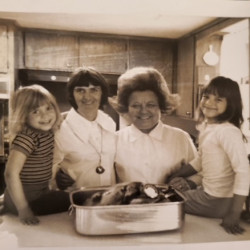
[[193, 18, 250, 153], [0, 18, 249, 153], [220, 19, 250, 153], [0, 21, 15, 162], [17, 30, 175, 84], [220, 19, 249, 137]]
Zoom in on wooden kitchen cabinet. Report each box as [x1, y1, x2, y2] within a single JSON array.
[[79, 36, 127, 74], [0, 22, 15, 166], [128, 39, 175, 86], [0, 22, 15, 99], [0, 25, 8, 73], [176, 36, 195, 118], [25, 31, 79, 70]]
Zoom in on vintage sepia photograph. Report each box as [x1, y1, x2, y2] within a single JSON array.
[[0, 0, 250, 249]]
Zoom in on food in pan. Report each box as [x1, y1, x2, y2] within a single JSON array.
[[83, 182, 176, 206]]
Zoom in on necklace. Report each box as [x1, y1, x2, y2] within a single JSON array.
[[89, 122, 105, 175], [65, 118, 105, 175]]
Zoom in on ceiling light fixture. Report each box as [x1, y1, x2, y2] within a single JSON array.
[[203, 45, 219, 66]]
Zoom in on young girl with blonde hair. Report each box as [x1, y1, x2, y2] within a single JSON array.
[[1, 85, 70, 225]]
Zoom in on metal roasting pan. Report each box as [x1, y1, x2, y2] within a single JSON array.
[[69, 184, 185, 235]]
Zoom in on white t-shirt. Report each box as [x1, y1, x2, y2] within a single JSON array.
[[52, 108, 116, 190], [190, 122, 250, 197], [115, 121, 197, 184]]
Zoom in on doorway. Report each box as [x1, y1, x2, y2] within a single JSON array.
[[220, 19, 249, 139]]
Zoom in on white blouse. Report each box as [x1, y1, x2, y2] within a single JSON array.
[[190, 122, 250, 197], [52, 108, 116, 190], [115, 121, 197, 184]]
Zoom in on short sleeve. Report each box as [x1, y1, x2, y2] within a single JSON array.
[[11, 133, 36, 156]]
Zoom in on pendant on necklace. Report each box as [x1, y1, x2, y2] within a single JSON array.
[[96, 166, 105, 174]]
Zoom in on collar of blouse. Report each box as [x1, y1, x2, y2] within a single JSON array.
[[64, 108, 115, 143], [128, 121, 164, 142]]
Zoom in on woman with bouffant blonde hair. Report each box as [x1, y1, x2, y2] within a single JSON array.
[[117, 66, 180, 115], [115, 67, 198, 186]]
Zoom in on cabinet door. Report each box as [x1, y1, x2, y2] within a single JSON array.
[[79, 37, 127, 74], [128, 39, 174, 86], [195, 35, 222, 107], [176, 36, 194, 118], [25, 32, 79, 70], [0, 25, 8, 73]]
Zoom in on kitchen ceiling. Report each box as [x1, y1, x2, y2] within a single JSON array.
[[0, 0, 249, 39]]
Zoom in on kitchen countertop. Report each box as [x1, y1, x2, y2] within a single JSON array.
[[1, 211, 250, 249]]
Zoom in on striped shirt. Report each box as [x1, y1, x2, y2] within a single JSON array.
[[11, 127, 54, 184]]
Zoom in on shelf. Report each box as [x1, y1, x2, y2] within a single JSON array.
[[0, 93, 9, 99]]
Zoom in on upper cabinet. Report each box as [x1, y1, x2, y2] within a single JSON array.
[[0, 25, 8, 73], [128, 39, 175, 86], [22, 31, 175, 78], [24, 32, 79, 70], [0, 23, 15, 99], [79, 36, 127, 74]]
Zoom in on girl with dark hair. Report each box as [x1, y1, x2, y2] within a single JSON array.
[[168, 76, 249, 234], [52, 67, 116, 190], [196, 76, 244, 128]]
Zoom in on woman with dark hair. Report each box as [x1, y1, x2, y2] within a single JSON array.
[[67, 67, 109, 113], [115, 67, 199, 186], [52, 67, 116, 190]]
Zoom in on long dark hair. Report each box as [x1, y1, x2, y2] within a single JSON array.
[[67, 67, 109, 110], [197, 76, 244, 129]]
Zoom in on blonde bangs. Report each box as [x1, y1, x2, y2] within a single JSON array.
[[10, 85, 62, 136]]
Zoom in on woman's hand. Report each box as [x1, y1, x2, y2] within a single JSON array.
[[220, 211, 245, 234], [166, 163, 197, 183], [18, 206, 40, 225], [56, 169, 75, 190], [168, 177, 192, 192]]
